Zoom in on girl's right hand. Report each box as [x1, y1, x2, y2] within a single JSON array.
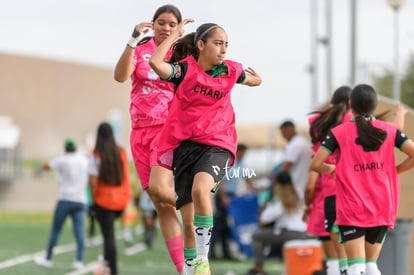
[[134, 22, 153, 34], [326, 164, 336, 180]]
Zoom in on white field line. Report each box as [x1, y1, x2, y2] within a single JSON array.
[[0, 242, 76, 270], [66, 242, 147, 275], [123, 242, 147, 256], [0, 226, 144, 271], [65, 262, 100, 275]]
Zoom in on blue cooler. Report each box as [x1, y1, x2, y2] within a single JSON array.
[[227, 193, 259, 257]]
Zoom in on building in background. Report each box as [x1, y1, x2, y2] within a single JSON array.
[[0, 116, 20, 183]]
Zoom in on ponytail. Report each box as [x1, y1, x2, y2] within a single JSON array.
[[169, 23, 222, 63], [350, 84, 387, 152], [309, 103, 347, 144], [355, 115, 387, 152], [309, 85, 351, 144], [169, 32, 198, 63]]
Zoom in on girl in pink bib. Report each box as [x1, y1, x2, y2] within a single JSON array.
[[149, 20, 262, 275], [311, 84, 414, 275], [304, 86, 352, 274]]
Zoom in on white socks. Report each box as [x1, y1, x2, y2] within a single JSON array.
[[326, 259, 340, 275], [366, 262, 381, 275]]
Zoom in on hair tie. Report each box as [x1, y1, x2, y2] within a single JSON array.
[[359, 112, 371, 121]]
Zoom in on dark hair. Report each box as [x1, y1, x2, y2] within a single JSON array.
[[169, 23, 222, 63], [153, 4, 182, 23], [351, 84, 387, 151], [138, 5, 182, 46], [94, 122, 124, 185], [309, 86, 351, 144], [275, 171, 292, 186], [237, 144, 248, 152], [64, 138, 76, 153], [279, 120, 295, 129]]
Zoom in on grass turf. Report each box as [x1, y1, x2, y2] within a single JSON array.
[[0, 212, 285, 275]]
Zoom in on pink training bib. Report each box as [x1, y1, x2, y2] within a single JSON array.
[[130, 37, 174, 128], [157, 55, 243, 168]]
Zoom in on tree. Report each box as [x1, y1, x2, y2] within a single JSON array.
[[372, 54, 414, 109]]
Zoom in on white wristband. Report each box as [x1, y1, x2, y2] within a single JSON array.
[[127, 27, 143, 49], [127, 37, 138, 49], [128, 34, 144, 49]]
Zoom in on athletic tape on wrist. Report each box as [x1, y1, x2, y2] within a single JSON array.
[[128, 35, 145, 49]]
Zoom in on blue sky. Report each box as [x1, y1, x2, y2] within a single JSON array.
[[1, 0, 414, 126]]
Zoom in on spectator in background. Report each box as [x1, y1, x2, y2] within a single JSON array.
[[246, 171, 309, 275], [86, 184, 99, 247], [210, 144, 255, 260], [279, 120, 312, 202], [88, 122, 131, 275], [34, 138, 88, 270]]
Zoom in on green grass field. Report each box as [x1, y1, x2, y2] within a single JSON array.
[[0, 212, 285, 275]]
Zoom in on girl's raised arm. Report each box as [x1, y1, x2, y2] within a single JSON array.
[[149, 18, 194, 80]]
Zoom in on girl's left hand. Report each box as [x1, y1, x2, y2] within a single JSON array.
[[325, 164, 336, 180], [245, 67, 259, 77], [174, 18, 195, 37], [244, 67, 262, 86]]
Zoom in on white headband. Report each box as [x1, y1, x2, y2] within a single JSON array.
[[194, 25, 220, 45]]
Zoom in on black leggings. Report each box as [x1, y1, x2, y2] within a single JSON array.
[[93, 204, 123, 275]]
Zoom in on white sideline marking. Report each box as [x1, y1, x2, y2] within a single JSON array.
[[65, 243, 147, 275], [124, 242, 147, 256], [66, 242, 148, 275], [65, 262, 100, 275], [0, 242, 76, 270], [0, 226, 144, 271], [0, 254, 41, 270]]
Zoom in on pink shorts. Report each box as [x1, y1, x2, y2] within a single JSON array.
[[306, 177, 330, 237], [130, 125, 163, 190]]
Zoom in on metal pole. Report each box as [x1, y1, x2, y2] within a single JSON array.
[[350, 0, 357, 86], [393, 9, 400, 100], [311, 0, 318, 107], [326, 0, 333, 98]]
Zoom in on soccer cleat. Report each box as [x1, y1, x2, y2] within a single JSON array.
[[71, 260, 84, 270], [34, 256, 53, 268], [122, 228, 133, 244], [94, 256, 110, 275], [94, 263, 110, 275], [193, 259, 210, 275]]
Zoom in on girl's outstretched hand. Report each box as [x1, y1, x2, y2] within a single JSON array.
[[243, 67, 262, 86], [245, 67, 259, 77], [393, 101, 407, 131]]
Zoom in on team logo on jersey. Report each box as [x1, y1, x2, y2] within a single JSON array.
[[212, 165, 220, 176], [173, 64, 181, 78], [142, 53, 151, 62]]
